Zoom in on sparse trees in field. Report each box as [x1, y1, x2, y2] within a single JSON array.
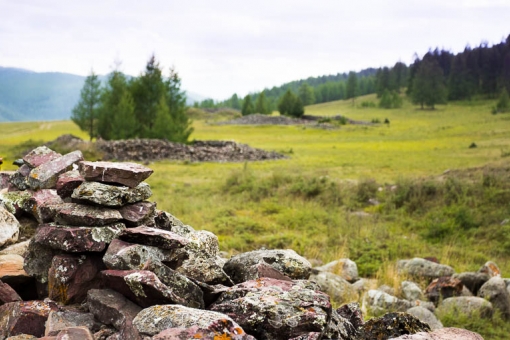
[[71, 70, 102, 141], [255, 91, 271, 114], [379, 89, 403, 109], [278, 89, 304, 117], [411, 58, 447, 109], [241, 94, 254, 115]]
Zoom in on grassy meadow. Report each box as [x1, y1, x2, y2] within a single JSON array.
[[1, 94, 510, 336]]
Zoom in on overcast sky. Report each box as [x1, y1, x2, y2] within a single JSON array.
[[1, 0, 509, 100]]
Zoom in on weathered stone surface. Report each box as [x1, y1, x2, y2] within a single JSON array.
[[133, 305, 243, 337], [28, 151, 83, 190], [176, 230, 232, 285], [0, 205, 20, 247], [425, 276, 463, 305], [153, 210, 186, 232], [78, 161, 153, 187], [314, 258, 359, 283], [0, 280, 22, 303], [0, 191, 32, 217], [23, 189, 63, 223], [309, 271, 357, 305], [45, 309, 102, 336], [452, 271, 489, 296], [224, 249, 312, 284], [437, 296, 493, 318], [337, 302, 364, 330], [117, 226, 189, 250], [142, 259, 204, 309], [54, 203, 122, 226], [48, 254, 104, 305], [5, 335, 37, 340], [87, 289, 142, 339], [363, 289, 416, 316], [103, 239, 187, 271], [0, 301, 57, 338], [118, 202, 156, 227], [100, 270, 194, 308], [56, 170, 84, 198], [389, 327, 484, 339], [22, 146, 61, 168], [0, 172, 15, 190], [322, 308, 357, 340], [210, 278, 331, 340], [9, 165, 31, 190], [23, 239, 60, 285], [34, 223, 125, 252], [478, 276, 510, 319], [478, 260, 501, 277], [406, 306, 443, 331], [152, 321, 255, 340], [397, 258, 455, 280], [402, 281, 424, 301], [0, 254, 30, 282], [358, 312, 431, 339], [72, 181, 152, 207], [55, 326, 94, 339]]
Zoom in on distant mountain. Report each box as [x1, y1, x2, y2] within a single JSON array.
[[0, 67, 207, 122]]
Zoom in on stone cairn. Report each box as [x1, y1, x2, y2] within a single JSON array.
[[0, 146, 486, 339]]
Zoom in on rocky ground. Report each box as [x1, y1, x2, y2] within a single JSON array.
[[216, 113, 372, 128], [0, 145, 505, 339]]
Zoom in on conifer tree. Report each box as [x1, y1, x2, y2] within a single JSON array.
[[241, 95, 254, 115], [255, 91, 270, 114], [71, 70, 101, 141]]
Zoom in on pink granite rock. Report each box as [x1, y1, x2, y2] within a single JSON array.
[[24, 189, 63, 223], [117, 226, 189, 250], [22, 146, 61, 168], [0, 279, 22, 303], [55, 170, 84, 198], [118, 201, 156, 227], [78, 161, 153, 187], [54, 203, 122, 226], [55, 326, 94, 340], [0, 301, 57, 338], [28, 151, 83, 190]]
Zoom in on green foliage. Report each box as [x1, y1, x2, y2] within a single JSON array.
[[360, 101, 376, 108], [278, 89, 304, 117], [411, 58, 447, 109], [438, 308, 510, 340], [71, 71, 101, 141], [254, 91, 271, 114], [298, 82, 316, 105], [346, 71, 358, 104], [241, 95, 254, 116], [494, 88, 510, 113], [379, 90, 403, 109]]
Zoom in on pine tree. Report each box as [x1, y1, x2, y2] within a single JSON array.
[[346, 72, 358, 105], [278, 89, 296, 116], [241, 95, 254, 115], [255, 91, 270, 114], [290, 97, 304, 117], [71, 70, 101, 141], [230, 93, 241, 110], [496, 88, 510, 113], [164, 67, 193, 143], [298, 82, 315, 105], [411, 58, 447, 109], [379, 89, 392, 109]]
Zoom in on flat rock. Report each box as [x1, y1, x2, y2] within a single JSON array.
[[117, 226, 189, 250], [23, 189, 63, 223], [0, 301, 57, 338], [55, 326, 94, 340], [48, 254, 104, 304], [389, 327, 484, 339], [314, 258, 359, 283], [28, 151, 83, 190], [358, 312, 431, 339], [478, 276, 510, 319], [78, 161, 153, 187], [309, 271, 357, 306], [152, 320, 255, 340], [34, 223, 125, 252], [45, 309, 102, 336], [72, 181, 152, 207], [224, 249, 312, 284], [397, 258, 455, 280], [9, 165, 31, 190], [118, 202, 156, 227], [437, 296, 493, 318], [56, 170, 84, 198], [23, 146, 61, 168], [0, 191, 32, 217], [401, 281, 424, 301], [406, 306, 443, 330], [0, 254, 29, 282], [0, 205, 20, 248], [54, 203, 122, 226], [210, 278, 332, 340]]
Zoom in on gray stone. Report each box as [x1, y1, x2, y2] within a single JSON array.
[[363, 289, 416, 316], [477, 276, 510, 319], [453, 271, 489, 295], [153, 210, 187, 232], [437, 296, 493, 318], [478, 260, 501, 277], [23, 239, 60, 285], [0, 171, 15, 190], [0, 191, 32, 217], [78, 161, 153, 187], [322, 309, 357, 340], [389, 327, 484, 339], [401, 281, 424, 301], [397, 258, 454, 280], [54, 203, 122, 226], [45, 309, 102, 336], [55, 326, 94, 339], [0, 240, 29, 256], [406, 306, 443, 330], [378, 284, 396, 296], [72, 181, 152, 207], [314, 258, 359, 283], [224, 248, 312, 284], [9, 164, 31, 190], [117, 226, 189, 250], [309, 271, 357, 305], [358, 312, 430, 340], [22, 146, 61, 168], [28, 151, 83, 189], [0, 205, 20, 248]]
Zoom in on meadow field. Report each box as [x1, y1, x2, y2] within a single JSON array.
[[2, 94, 510, 336]]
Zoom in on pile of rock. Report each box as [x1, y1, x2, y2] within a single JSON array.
[[0, 145, 490, 339]]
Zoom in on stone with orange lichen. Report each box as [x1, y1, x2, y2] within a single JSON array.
[[28, 151, 83, 190]]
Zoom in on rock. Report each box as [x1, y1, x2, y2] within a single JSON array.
[[309, 271, 357, 305], [224, 249, 312, 284], [478, 260, 501, 277], [34, 223, 125, 252], [0, 254, 31, 284], [477, 276, 510, 319], [153, 210, 186, 232], [0, 240, 30, 257], [0, 172, 15, 190], [54, 203, 122, 226], [23, 240, 60, 285], [103, 239, 187, 271], [87, 289, 142, 339], [117, 226, 189, 250], [48, 254, 104, 304], [45, 309, 102, 336], [78, 161, 153, 188], [397, 258, 455, 280], [118, 202, 156, 227], [0, 191, 32, 217], [0, 205, 20, 247], [322, 309, 358, 340], [425, 276, 463, 305], [9, 165, 31, 190], [406, 306, 443, 330], [54, 326, 94, 339], [0, 301, 57, 338], [389, 327, 484, 339], [358, 312, 431, 340], [437, 296, 493, 318], [72, 181, 152, 207], [210, 278, 331, 340], [314, 258, 359, 283], [378, 284, 396, 296], [401, 281, 424, 301], [133, 305, 245, 337], [142, 259, 204, 309], [352, 278, 376, 294], [238, 261, 293, 282], [100, 269, 196, 308], [453, 271, 490, 296], [22, 146, 61, 168], [28, 151, 83, 190], [363, 289, 416, 316], [55, 170, 84, 198], [337, 302, 364, 330], [23, 189, 63, 223], [152, 320, 255, 340], [0, 280, 22, 303]]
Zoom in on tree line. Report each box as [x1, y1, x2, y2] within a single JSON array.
[[72, 55, 193, 142]]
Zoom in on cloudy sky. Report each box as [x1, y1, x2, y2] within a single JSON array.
[[1, 0, 509, 100]]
